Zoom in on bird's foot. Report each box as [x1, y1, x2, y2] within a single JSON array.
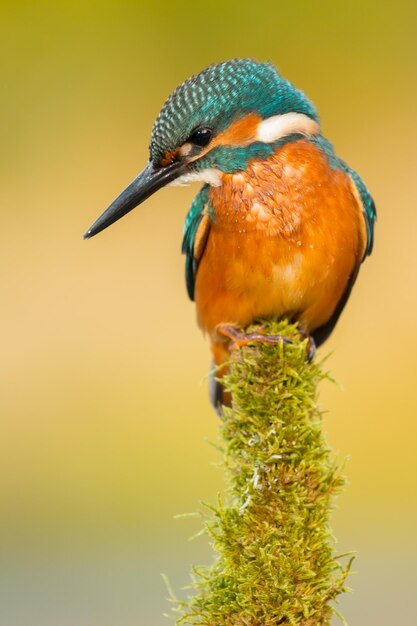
[[216, 323, 316, 361], [216, 323, 294, 350], [298, 331, 316, 362]]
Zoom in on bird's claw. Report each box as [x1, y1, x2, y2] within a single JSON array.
[[298, 331, 316, 362], [216, 323, 316, 361], [216, 323, 294, 350]]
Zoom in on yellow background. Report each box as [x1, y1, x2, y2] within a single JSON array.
[[1, 1, 416, 624]]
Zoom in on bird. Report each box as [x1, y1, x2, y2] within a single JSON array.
[[84, 58, 376, 411]]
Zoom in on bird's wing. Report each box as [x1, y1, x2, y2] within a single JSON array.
[[344, 166, 377, 259], [309, 135, 376, 260], [181, 185, 212, 300], [312, 161, 376, 347]]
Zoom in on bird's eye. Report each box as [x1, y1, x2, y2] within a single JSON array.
[[188, 128, 213, 147]]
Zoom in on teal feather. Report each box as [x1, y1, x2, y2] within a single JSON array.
[[151, 59, 318, 165], [344, 167, 376, 257], [309, 135, 341, 170], [196, 133, 303, 173], [181, 185, 211, 300]]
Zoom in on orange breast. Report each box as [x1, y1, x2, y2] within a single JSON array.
[[194, 139, 367, 342]]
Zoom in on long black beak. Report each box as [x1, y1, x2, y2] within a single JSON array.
[[84, 160, 187, 239]]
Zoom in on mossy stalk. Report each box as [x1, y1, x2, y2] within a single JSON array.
[[173, 319, 352, 625]]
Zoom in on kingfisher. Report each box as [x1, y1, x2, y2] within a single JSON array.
[[84, 59, 376, 410]]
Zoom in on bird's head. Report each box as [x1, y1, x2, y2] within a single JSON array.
[[84, 58, 319, 238]]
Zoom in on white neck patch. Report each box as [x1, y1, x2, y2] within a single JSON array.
[[169, 168, 223, 188], [256, 112, 319, 143]]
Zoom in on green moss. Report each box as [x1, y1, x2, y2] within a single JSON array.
[[172, 320, 352, 625]]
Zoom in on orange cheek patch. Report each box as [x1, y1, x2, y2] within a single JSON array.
[[212, 112, 262, 148], [190, 113, 263, 163], [162, 113, 263, 167]]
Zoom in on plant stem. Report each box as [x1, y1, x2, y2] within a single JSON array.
[[173, 319, 352, 625]]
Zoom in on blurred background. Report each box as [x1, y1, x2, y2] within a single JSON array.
[[1, 1, 416, 624]]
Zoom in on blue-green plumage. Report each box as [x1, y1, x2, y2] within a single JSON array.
[[151, 59, 318, 165], [182, 185, 210, 300], [193, 133, 303, 173], [343, 167, 376, 256]]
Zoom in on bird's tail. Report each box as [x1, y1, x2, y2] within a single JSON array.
[[209, 368, 225, 416], [209, 341, 232, 414]]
